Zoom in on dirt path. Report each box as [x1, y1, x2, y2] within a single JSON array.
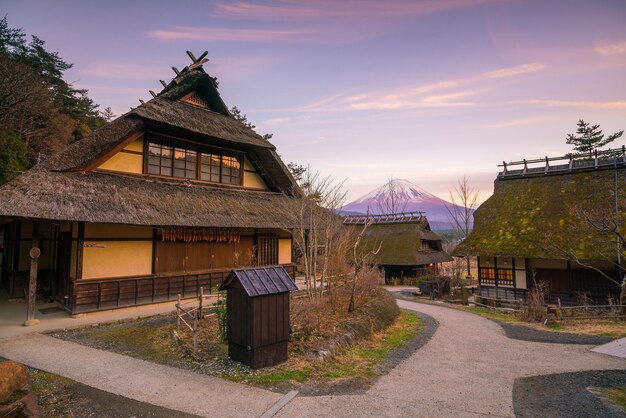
[[276, 298, 626, 417], [0, 297, 624, 417]]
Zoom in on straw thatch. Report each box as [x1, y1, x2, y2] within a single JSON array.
[[357, 222, 452, 266], [0, 168, 302, 228], [0, 57, 302, 226], [454, 166, 626, 260]]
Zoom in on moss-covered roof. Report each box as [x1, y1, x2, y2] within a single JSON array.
[[455, 166, 626, 260], [356, 222, 452, 266]]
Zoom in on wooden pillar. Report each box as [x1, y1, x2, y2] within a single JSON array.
[[24, 221, 40, 326]]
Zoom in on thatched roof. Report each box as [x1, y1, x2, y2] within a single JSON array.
[[0, 55, 303, 227], [357, 222, 452, 266], [454, 166, 626, 260], [0, 168, 301, 229]]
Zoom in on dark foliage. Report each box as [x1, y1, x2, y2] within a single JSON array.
[[0, 128, 28, 185], [0, 16, 106, 161], [566, 119, 623, 153]]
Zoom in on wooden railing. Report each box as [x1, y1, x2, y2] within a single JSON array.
[[343, 211, 425, 225], [478, 285, 613, 306], [497, 146, 626, 179], [70, 264, 296, 314]]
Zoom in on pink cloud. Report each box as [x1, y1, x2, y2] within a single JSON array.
[[147, 26, 320, 43], [213, 0, 496, 21]]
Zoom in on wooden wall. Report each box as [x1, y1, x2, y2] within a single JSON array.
[[97, 138, 144, 174]]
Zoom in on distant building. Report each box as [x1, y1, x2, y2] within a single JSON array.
[[0, 53, 300, 314], [344, 212, 452, 282], [455, 148, 625, 304]]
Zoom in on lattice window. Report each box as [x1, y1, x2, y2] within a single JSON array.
[[258, 236, 278, 265], [497, 268, 514, 287], [173, 147, 197, 179], [200, 153, 221, 182], [479, 267, 496, 286], [146, 134, 242, 186], [181, 91, 208, 108], [147, 142, 173, 176], [221, 155, 241, 185]]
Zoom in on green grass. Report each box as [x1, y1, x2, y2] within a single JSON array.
[[29, 370, 75, 418], [463, 306, 519, 323], [230, 311, 421, 387], [599, 386, 626, 409]]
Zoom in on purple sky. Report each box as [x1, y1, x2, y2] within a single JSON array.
[[4, 0, 626, 203]]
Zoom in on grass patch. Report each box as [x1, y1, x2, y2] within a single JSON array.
[[598, 385, 626, 410], [231, 311, 421, 387], [30, 370, 74, 418], [462, 306, 520, 323]]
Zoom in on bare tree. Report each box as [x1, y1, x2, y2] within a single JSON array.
[[284, 166, 347, 299], [446, 176, 478, 277], [348, 214, 382, 312], [376, 177, 409, 214]]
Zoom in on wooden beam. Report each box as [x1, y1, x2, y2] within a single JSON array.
[[82, 131, 144, 172], [24, 221, 40, 326], [76, 222, 85, 280], [186, 50, 198, 63]]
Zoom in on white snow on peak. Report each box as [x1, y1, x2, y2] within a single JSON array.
[[352, 179, 439, 204]]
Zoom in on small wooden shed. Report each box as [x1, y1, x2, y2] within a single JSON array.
[[218, 266, 297, 368]]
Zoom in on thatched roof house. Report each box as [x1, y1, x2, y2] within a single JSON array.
[[0, 52, 301, 315], [455, 149, 625, 304], [345, 212, 451, 282]]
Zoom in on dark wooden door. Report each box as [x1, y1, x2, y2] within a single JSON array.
[[54, 231, 71, 301]]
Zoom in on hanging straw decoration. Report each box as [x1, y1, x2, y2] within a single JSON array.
[[160, 227, 240, 243]]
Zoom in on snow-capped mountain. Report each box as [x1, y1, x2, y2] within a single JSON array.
[[341, 179, 467, 231]]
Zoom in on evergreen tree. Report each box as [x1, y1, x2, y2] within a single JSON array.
[[100, 107, 116, 122], [566, 119, 623, 153], [0, 16, 106, 144], [230, 105, 272, 140], [0, 128, 28, 185]]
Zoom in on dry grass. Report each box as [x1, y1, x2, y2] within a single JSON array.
[[228, 310, 421, 387]]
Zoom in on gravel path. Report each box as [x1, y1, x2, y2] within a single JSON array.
[[1, 297, 624, 417], [276, 298, 626, 417], [494, 321, 613, 345], [514, 370, 626, 417], [395, 290, 613, 345]]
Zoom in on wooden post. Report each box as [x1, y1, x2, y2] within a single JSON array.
[[193, 316, 198, 354], [177, 294, 181, 330], [24, 246, 41, 326], [199, 286, 204, 319]]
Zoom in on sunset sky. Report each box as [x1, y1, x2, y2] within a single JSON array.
[[3, 0, 626, 203]]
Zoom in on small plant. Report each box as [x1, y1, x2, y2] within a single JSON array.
[[214, 291, 227, 341], [524, 270, 549, 322]]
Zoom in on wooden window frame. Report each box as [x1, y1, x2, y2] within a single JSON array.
[[143, 133, 243, 187]]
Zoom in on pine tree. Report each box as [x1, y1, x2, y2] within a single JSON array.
[[566, 119, 623, 153]]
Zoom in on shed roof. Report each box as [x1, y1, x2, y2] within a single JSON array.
[[219, 266, 298, 296]]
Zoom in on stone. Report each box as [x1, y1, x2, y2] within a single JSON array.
[[0, 361, 29, 403], [544, 313, 558, 326]]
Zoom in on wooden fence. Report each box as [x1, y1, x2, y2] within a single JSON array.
[[70, 264, 296, 314], [173, 287, 216, 354]]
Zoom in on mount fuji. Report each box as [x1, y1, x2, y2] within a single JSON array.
[[341, 179, 465, 231]]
